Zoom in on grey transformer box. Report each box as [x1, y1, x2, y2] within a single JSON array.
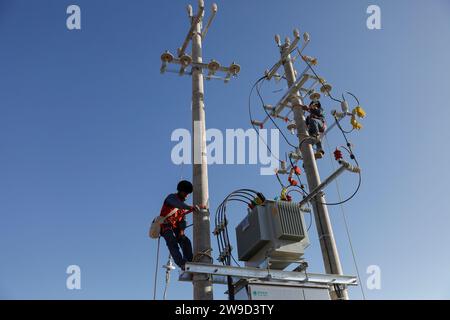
[[235, 200, 310, 270]]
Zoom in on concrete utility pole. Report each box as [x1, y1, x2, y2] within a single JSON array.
[[160, 0, 240, 300], [191, 6, 213, 301], [279, 38, 349, 300]]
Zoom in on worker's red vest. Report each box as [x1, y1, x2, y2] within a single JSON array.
[[159, 195, 189, 232]]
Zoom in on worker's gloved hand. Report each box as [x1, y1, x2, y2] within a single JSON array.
[[300, 104, 309, 111], [193, 204, 207, 212]]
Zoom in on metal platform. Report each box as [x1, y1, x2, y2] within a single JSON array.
[[180, 262, 358, 286]]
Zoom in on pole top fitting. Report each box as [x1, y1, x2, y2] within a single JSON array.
[[285, 37, 291, 46], [303, 32, 310, 43], [212, 3, 218, 13], [187, 5, 193, 18], [274, 34, 281, 46]]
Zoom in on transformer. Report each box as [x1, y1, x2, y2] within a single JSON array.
[[235, 200, 310, 270]]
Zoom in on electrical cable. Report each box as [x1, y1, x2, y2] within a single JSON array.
[[292, 120, 362, 207], [248, 76, 282, 162], [254, 62, 361, 206], [255, 78, 298, 149], [296, 48, 343, 104], [214, 189, 264, 299], [214, 189, 262, 267], [324, 135, 366, 300]]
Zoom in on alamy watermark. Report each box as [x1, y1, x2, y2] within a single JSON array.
[[367, 5, 381, 30], [171, 123, 280, 176], [66, 265, 81, 290], [366, 264, 381, 290], [66, 5, 81, 30]]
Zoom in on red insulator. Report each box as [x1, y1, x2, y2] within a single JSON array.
[[334, 148, 343, 161], [288, 177, 298, 186]]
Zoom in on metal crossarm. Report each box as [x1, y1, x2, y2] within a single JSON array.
[[183, 262, 358, 286]]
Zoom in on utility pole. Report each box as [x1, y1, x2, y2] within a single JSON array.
[[191, 4, 213, 301], [160, 0, 240, 300], [279, 37, 349, 300]]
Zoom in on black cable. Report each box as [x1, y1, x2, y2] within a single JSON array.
[[255, 78, 298, 149], [248, 76, 281, 162], [214, 189, 263, 267], [346, 91, 360, 106], [317, 119, 362, 206], [275, 172, 286, 189], [297, 48, 343, 104]]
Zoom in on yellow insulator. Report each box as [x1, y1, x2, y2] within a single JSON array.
[[351, 116, 363, 130], [354, 106, 366, 118], [254, 196, 263, 205], [280, 188, 288, 201]]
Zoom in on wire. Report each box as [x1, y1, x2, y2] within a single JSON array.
[[248, 76, 282, 162], [214, 189, 264, 269], [254, 62, 361, 206], [295, 118, 362, 207], [153, 237, 161, 300], [275, 172, 286, 189], [324, 135, 366, 300], [255, 78, 298, 149], [346, 91, 360, 106], [297, 48, 343, 104]]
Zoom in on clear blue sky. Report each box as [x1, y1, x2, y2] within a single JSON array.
[[1, 0, 450, 300]]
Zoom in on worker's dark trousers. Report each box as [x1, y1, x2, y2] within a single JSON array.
[[161, 228, 193, 268], [306, 117, 324, 151]]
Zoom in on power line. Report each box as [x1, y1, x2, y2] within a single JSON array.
[[324, 135, 366, 300]]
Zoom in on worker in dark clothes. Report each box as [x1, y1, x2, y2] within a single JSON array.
[[159, 180, 205, 270], [303, 100, 326, 159]]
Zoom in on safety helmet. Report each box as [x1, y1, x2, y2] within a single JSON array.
[[310, 100, 322, 108]]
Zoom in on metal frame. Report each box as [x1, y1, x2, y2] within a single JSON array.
[[182, 262, 358, 286]]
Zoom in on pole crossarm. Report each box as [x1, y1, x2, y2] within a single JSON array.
[[160, 54, 241, 82], [259, 70, 320, 127], [160, 2, 240, 83]]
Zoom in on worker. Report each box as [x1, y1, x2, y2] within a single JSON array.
[[303, 100, 326, 159], [159, 180, 205, 270]]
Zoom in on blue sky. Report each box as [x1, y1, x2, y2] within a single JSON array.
[[1, 0, 450, 300]]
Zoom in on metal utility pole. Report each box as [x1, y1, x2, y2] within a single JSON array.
[[279, 37, 349, 300], [160, 0, 240, 300]]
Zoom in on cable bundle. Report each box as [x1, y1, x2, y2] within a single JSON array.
[[213, 189, 265, 266]]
